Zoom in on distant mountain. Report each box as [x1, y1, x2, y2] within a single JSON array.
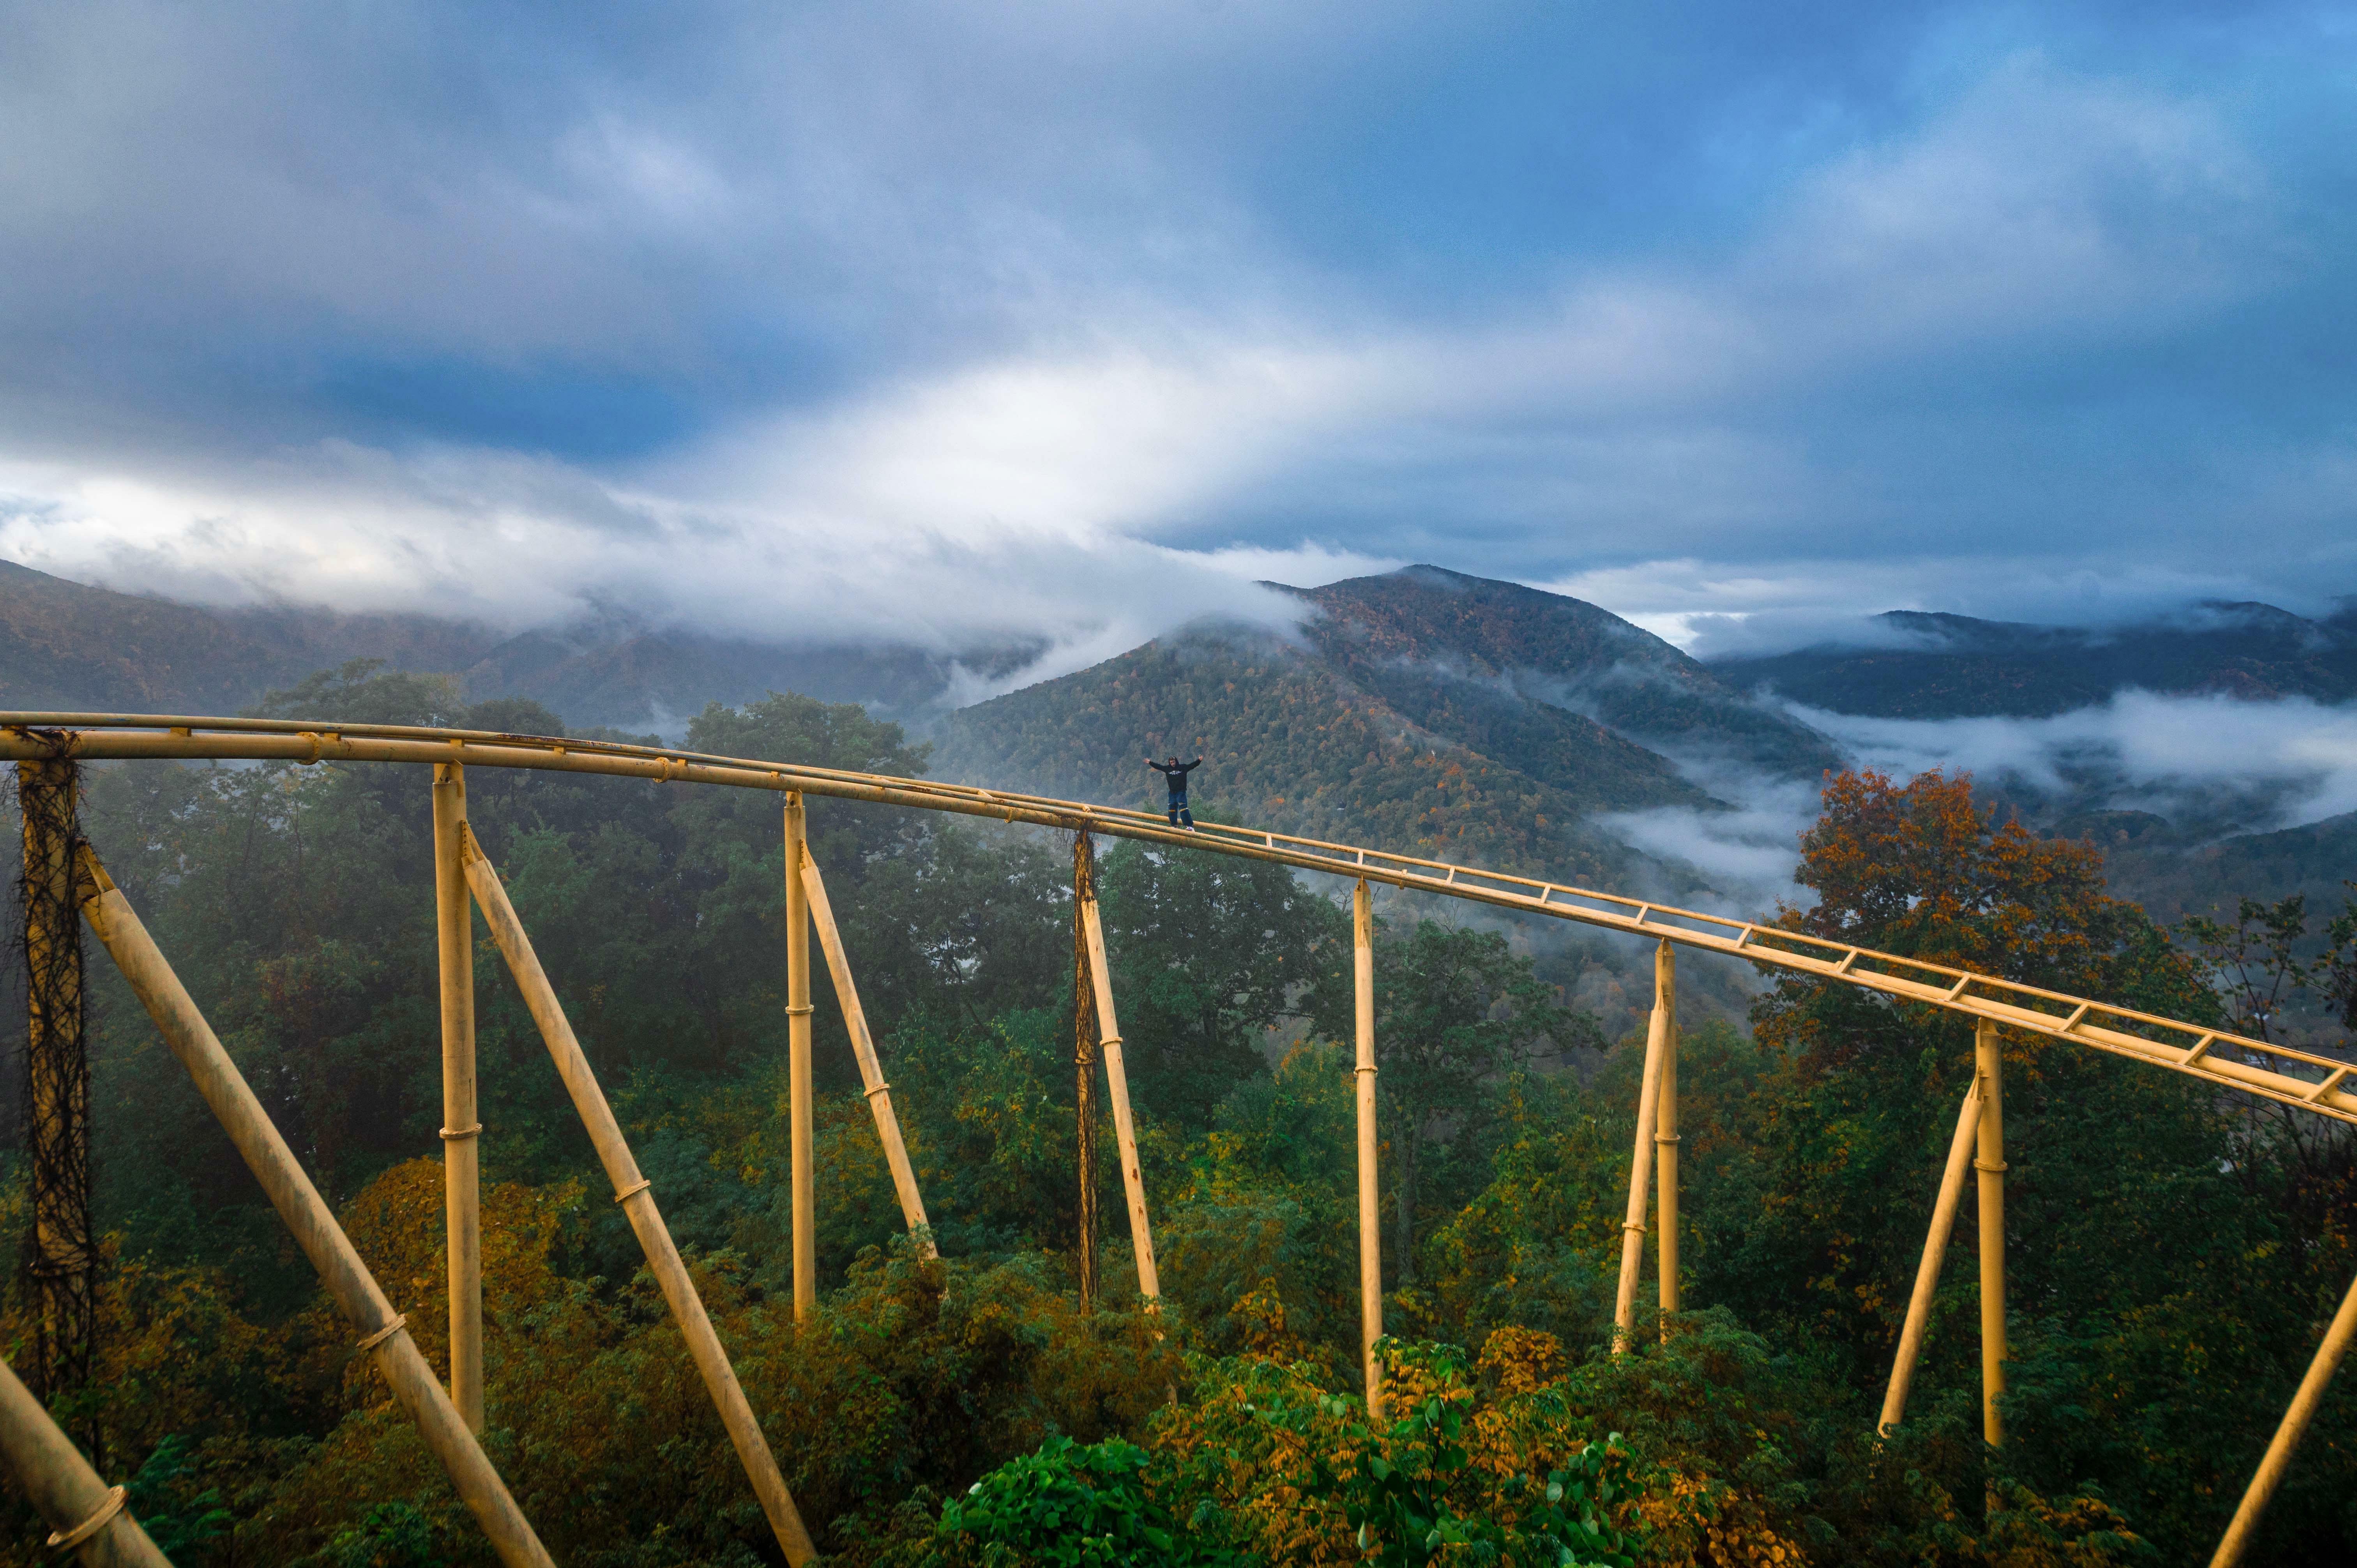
[[2038, 805, 2357, 930], [0, 562, 1031, 729], [1293, 567, 1843, 779], [18, 552, 2353, 980], [1708, 600, 2357, 718], [930, 567, 1836, 886], [0, 560, 498, 715]]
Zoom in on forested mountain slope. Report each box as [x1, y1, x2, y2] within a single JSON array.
[[0, 560, 1023, 726], [930, 567, 1832, 886], [1295, 566, 1842, 777], [933, 627, 1654, 885], [1710, 600, 2357, 717], [0, 559, 495, 713], [2057, 805, 2357, 930]]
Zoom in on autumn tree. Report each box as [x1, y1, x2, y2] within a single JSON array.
[[1694, 768, 2357, 1561]]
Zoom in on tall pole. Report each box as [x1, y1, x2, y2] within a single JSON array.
[[1975, 1017, 2006, 1448], [1353, 879, 1382, 1418], [1611, 965, 1671, 1351], [784, 793, 815, 1324], [1880, 1079, 1984, 1432], [432, 763, 482, 1432], [1653, 940, 1680, 1332], [2210, 1264, 2357, 1568], [19, 759, 93, 1411], [1074, 833, 1101, 1310]]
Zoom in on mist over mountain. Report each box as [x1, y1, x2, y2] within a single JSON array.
[[1705, 600, 2357, 718], [1292, 568, 1845, 781], [931, 567, 1838, 893], [9, 556, 2355, 954], [0, 560, 1038, 729]]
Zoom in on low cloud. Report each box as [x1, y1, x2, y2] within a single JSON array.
[[1807, 692, 2357, 832], [1596, 691, 2357, 921]]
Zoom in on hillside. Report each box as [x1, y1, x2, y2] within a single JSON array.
[[1710, 600, 2357, 718], [2052, 805, 2357, 929], [0, 560, 498, 714], [936, 627, 1649, 884], [0, 561, 1023, 727]]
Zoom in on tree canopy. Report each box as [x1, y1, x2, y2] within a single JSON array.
[[4, 694, 2354, 1566]]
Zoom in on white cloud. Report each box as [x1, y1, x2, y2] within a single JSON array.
[[0, 33, 2328, 654], [1806, 691, 2357, 830]]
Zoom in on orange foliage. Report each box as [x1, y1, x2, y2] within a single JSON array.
[[1634, 1471, 1809, 1568], [1757, 768, 2205, 1072], [324, 1157, 580, 1411], [1787, 769, 2117, 983]]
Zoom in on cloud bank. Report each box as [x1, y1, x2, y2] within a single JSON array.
[[3, 3, 2355, 650], [1603, 690, 2357, 918]]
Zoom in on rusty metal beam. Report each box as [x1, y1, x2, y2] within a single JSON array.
[[18, 758, 93, 1411]]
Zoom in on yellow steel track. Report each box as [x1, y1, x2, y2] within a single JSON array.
[[9, 710, 2351, 1126]]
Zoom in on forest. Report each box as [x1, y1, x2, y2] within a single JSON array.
[[5, 663, 2357, 1567]]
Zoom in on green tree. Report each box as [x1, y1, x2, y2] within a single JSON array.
[[1710, 768, 2353, 1561], [1094, 839, 1347, 1133], [1312, 917, 1599, 1284]]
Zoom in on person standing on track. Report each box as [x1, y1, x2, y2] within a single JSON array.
[[1147, 755, 1202, 830]]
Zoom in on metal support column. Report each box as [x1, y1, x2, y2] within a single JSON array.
[[1074, 833, 1101, 1309], [800, 852, 933, 1256], [1654, 940, 1680, 1332], [76, 848, 553, 1566], [432, 763, 482, 1431], [1611, 946, 1671, 1352], [2209, 1264, 2357, 1568], [1353, 879, 1382, 1417], [1975, 1018, 2006, 1448], [1077, 889, 1159, 1304], [466, 835, 819, 1564], [0, 1351, 171, 1566], [784, 793, 814, 1324], [1880, 1079, 1985, 1432]]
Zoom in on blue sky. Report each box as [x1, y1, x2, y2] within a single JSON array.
[[2, 1, 2352, 660]]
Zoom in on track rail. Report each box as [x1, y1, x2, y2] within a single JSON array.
[[9, 710, 2352, 1125]]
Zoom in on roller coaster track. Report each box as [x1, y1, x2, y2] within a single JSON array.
[[8, 710, 2351, 1126]]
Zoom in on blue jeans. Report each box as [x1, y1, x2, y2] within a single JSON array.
[[1167, 794, 1194, 827]]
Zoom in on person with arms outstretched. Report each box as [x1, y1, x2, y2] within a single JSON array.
[[1148, 755, 1201, 829]]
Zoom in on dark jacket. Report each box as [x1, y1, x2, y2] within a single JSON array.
[[1147, 759, 1202, 800]]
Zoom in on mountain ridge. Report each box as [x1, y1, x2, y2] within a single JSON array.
[[1707, 599, 2357, 718], [0, 560, 1033, 727], [929, 567, 1838, 889]]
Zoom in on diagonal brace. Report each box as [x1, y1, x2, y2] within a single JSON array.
[[73, 847, 552, 1568], [1880, 1077, 1986, 1433], [461, 830, 818, 1565], [800, 851, 936, 1258]]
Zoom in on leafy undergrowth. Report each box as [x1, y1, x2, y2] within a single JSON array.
[[836, 1311, 2141, 1568]]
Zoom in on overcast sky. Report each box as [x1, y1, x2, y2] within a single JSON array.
[[3, 1, 2352, 656]]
